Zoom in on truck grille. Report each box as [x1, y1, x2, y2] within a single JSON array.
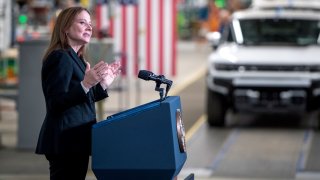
[[242, 65, 308, 72], [214, 64, 320, 72]]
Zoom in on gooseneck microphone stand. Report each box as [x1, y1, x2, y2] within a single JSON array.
[[137, 70, 173, 101], [154, 75, 172, 101]]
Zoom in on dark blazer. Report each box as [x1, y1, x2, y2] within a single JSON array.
[[35, 47, 108, 155]]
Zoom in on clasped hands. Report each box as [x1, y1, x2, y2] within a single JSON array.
[[82, 60, 121, 90]]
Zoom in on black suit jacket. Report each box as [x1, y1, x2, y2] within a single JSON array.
[[35, 47, 108, 155]]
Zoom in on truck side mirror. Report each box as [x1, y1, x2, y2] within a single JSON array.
[[206, 32, 221, 50]]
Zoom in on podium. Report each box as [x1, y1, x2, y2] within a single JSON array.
[[92, 96, 187, 180]]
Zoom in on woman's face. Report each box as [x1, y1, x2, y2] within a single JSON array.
[[66, 10, 92, 47]]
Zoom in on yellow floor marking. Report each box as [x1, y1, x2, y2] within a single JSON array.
[[169, 66, 206, 96], [186, 114, 206, 142]]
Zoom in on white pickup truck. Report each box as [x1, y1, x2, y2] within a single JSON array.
[[206, 5, 320, 127]]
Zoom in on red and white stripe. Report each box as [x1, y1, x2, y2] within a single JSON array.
[[113, 0, 177, 77], [113, 1, 138, 76], [95, 2, 110, 35]]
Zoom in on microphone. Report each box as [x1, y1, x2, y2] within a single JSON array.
[[138, 70, 173, 100], [138, 70, 172, 86]]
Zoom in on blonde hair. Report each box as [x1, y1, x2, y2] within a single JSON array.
[[43, 6, 90, 61]]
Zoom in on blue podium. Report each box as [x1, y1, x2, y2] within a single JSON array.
[[92, 96, 187, 180]]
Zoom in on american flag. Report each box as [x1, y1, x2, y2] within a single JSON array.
[[111, 0, 178, 76], [95, 0, 110, 38]]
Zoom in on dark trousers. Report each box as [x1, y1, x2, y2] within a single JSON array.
[[45, 154, 89, 180]]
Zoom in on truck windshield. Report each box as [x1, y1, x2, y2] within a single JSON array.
[[236, 19, 320, 46]]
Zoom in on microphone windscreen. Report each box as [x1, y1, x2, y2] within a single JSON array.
[[138, 70, 152, 80]]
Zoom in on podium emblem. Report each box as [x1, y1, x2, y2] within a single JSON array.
[[176, 109, 186, 152]]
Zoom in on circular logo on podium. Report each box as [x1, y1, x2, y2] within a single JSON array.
[[176, 109, 186, 153]]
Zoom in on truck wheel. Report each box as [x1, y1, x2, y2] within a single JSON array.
[[206, 89, 227, 127]]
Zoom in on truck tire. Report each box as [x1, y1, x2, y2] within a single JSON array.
[[206, 89, 227, 127]]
